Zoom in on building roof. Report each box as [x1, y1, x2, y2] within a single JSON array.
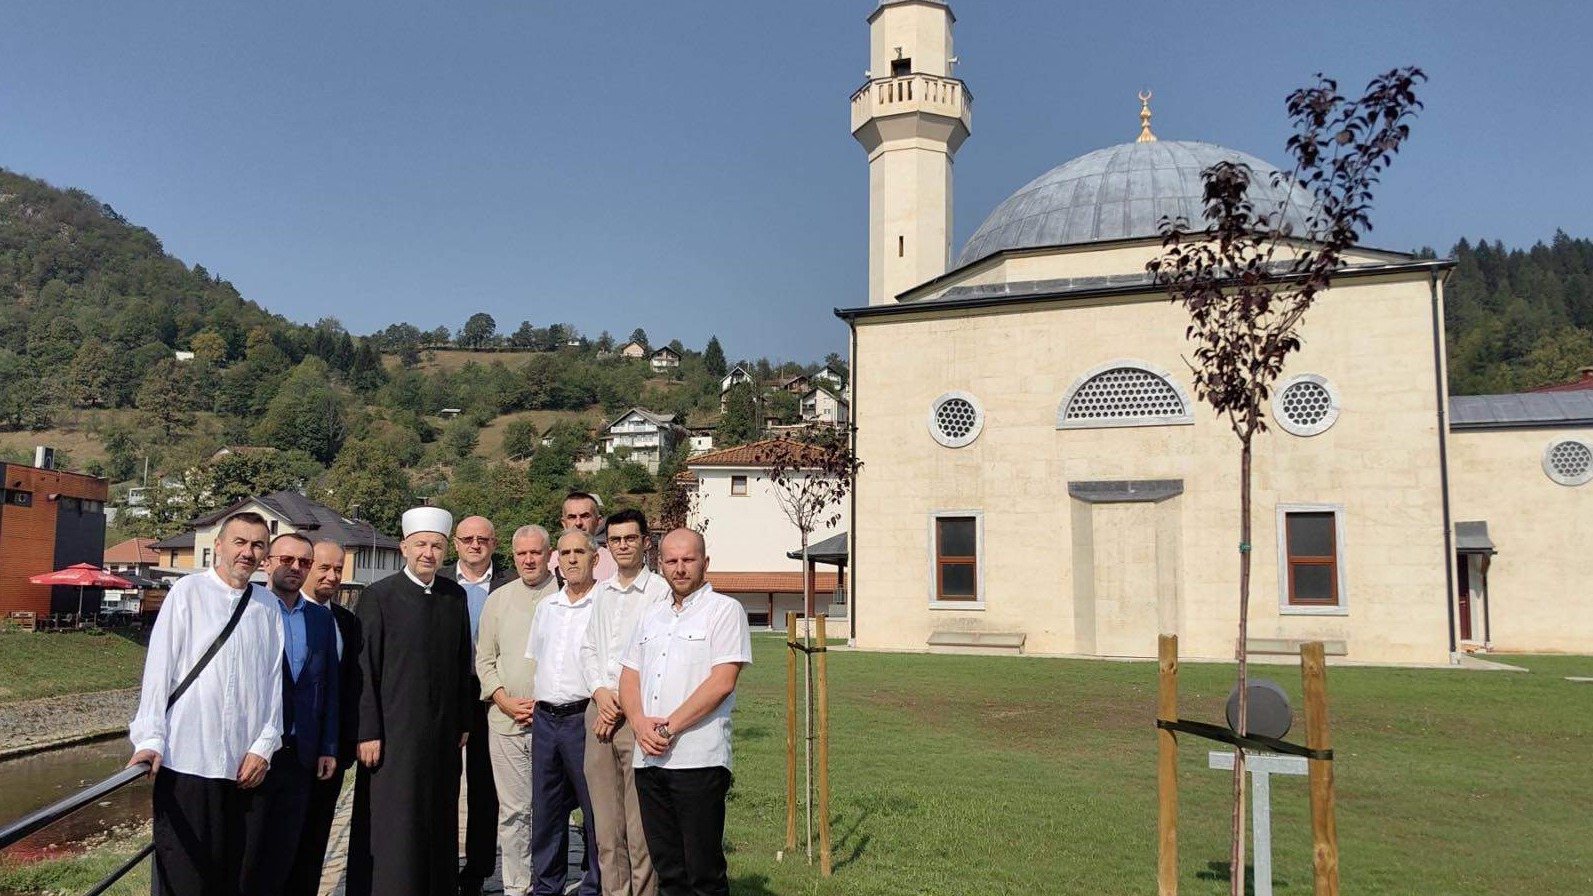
[[150, 530, 195, 550], [707, 571, 840, 594], [955, 140, 1318, 267], [191, 490, 400, 548], [685, 438, 834, 469], [1455, 521, 1496, 554], [1525, 367, 1593, 392], [785, 531, 848, 565], [1448, 392, 1593, 429], [605, 407, 678, 431], [650, 346, 681, 359], [104, 537, 159, 565]]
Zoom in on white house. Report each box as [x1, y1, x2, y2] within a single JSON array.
[[685, 440, 850, 627], [800, 385, 851, 425], [650, 346, 682, 372], [617, 340, 647, 359], [593, 408, 686, 473], [720, 365, 754, 394]]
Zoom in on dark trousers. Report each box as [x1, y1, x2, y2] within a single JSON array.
[[633, 767, 732, 896], [151, 767, 246, 896], [239, 745, 313, 896], [531, 707, 599, 896], [462, 693, 499, 882], [286, 760, 347, 896]]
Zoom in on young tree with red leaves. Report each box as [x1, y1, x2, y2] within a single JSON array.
[[1148, 67, 1424, 895]]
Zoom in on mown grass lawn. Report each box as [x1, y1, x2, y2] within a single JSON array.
[[3, 636, 1589, 894], [723, 639, 1593, 895], [0, 631, 146, 703]]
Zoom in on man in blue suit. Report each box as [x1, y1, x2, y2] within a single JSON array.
[[240, 531, 340, 896]]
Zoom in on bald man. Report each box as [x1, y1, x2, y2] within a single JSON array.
[[618, 530, 751, 896]]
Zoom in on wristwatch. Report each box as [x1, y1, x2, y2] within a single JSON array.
[[654, 723, 673, 740]]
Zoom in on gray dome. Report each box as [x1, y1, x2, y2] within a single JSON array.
[[954, 140, 1318, 267]]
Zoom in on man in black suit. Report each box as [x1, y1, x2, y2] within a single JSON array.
[[285, 539, 364, 896], [446, 516, 516, 896], [242, 532, 340, 896]]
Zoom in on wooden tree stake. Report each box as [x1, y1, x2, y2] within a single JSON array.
[[1301, 641, 1339, 896], [784, 610, 798, 853], [816, 614, 833, 876], [1157, 634, 1179, 896]]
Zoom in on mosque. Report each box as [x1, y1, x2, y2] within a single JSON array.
[[836, 0, 1593, 664]]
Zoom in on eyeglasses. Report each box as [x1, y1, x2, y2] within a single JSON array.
[[455, 536, 493, 546], [608, 534, 643, 546], [270, 556, 314, 569]]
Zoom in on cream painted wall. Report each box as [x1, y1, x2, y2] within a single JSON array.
[[850, 272, 1454, 664], [1448, 428, 1593, 653], [688, 466, 848, 573], [868, 1, 953, 79]]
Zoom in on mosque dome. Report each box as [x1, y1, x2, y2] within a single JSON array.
[[954, 139, 1319, 268]]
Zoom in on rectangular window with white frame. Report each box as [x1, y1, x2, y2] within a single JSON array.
[[730, 475, 748, 496], [929, 510, 983, 606], [1275, 503, 1348, 614]]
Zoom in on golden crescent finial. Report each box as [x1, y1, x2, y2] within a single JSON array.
[[1136, 89, 1157, 143]]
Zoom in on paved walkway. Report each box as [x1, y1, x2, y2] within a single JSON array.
[[321, 774, 587, 896]]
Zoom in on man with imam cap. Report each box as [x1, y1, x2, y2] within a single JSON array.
[[346, 506, 474, 896]]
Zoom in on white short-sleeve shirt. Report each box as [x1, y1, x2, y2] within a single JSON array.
[[620, 583, 751, 770]]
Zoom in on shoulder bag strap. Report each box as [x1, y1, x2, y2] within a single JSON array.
[[167, 584, 255, 711]]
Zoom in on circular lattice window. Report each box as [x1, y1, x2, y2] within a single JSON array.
[[1273, 375, 1340, 436], [928, 391, 984, 448], [1542, 438, 1593, 486]]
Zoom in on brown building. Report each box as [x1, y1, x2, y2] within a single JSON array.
[[0, 460, 110, 617]]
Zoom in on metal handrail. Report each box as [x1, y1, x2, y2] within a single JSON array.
[[83, 842, 155, 896], [0, 761, 151, 850]]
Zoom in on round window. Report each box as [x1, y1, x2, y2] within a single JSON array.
[[1273, 375, 1340, 437], [1542, 438, 1593, 486], [928, 391, 984, 448]]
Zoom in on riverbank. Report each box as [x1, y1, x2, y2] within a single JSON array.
[[0, 823, 150, 896], [0, 690, 139, 760], [0, 631, 146, 705]]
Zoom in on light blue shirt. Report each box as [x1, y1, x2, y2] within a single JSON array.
[[276, 594, 308, 681], [455, 564, 494, 648]]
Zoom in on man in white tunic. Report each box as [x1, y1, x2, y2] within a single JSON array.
[[127, 511, 285, 896], [580, 508, 669, 896], [619, 529, 751, 896]]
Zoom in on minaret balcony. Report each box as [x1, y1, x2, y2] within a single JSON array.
[[850, 73, 972, 137]]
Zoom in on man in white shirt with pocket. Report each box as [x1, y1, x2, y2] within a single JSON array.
[[580, 508, 669, 896], [127, 511, 285, 896], [618, 528, 751, 896]]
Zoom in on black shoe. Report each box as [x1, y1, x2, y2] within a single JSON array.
[[457, 877, 484, 896]]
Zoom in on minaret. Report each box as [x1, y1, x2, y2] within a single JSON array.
[[850, 0, 971, 305]]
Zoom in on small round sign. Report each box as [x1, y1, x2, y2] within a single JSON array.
[[1225, 678, 1292, 739]]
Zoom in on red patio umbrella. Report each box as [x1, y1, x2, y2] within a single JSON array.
[[29, 563, 134, 623]]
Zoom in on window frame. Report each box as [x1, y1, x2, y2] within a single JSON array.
[[730, 474, 749, 497], [1542, 437, 1593, 486], [1275, 503, 1349, 615], [927, 510, 984, 608], [1272, 373, 1341, 437], [1056, 358, 1195, 430]]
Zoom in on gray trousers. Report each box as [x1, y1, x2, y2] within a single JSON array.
[[487, 727, 534, 896], [583, 703, 655, 896]]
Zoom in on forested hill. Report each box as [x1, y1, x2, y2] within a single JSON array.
[[1442, 232, 1593, 394], [0, 166, 307, 413]]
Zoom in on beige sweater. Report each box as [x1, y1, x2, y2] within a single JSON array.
[[475, 574, 560, 735]]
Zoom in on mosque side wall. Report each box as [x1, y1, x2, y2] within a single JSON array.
[[851, 273, 1453, 664], [1448, 428, 1593, 653]]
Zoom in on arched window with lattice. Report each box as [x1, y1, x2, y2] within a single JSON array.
[[1056, 360, 1194, 429]]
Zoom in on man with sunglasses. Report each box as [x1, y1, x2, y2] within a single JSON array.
[[447, 516, 515, 896], [239, 532, 340, 895]]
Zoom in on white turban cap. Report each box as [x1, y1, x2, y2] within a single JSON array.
[[401, 506, 454, 538]]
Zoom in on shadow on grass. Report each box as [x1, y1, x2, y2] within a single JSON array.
[[1197, 854, 1293, 886], [731, 872, 779, 894], [830, 808, 872, 872]]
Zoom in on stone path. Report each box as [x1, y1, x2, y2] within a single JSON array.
[[321, 774, 587, 896]]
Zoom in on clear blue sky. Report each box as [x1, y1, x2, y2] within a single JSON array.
[[3, 1, 1589, 362]]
